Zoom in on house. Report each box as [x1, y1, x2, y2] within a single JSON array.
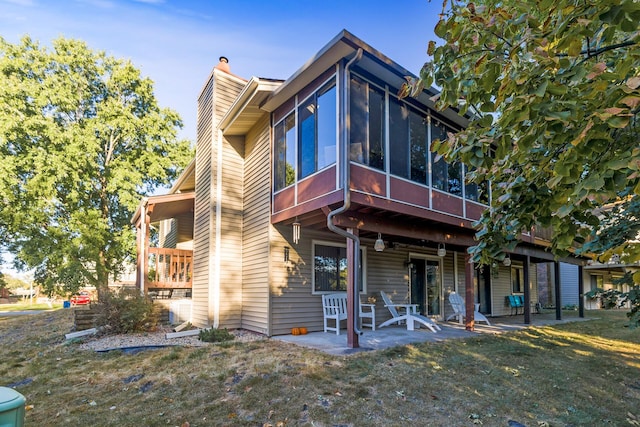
[[132, 30, 587, 347]]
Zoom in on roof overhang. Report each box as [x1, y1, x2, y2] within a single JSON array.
[[169, 158, 196, 194], [261, 29, 468, 128], [219, 77, 283, 136], [131, 192, 195, 226], [584, 263, 640, 272]]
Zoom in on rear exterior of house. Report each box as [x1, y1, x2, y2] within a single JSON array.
[[135, 30, 587, 338]]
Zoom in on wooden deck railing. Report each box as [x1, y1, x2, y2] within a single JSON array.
[[146, 247, 192, 289]]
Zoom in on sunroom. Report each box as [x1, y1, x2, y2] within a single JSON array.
[[260, 31, 579, 346]]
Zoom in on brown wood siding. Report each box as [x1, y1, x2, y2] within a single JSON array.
[[389, 177, 429, 209], [242, 116, 271, 335], [297, 166, 337, 203], [273, 97, 295, 124], [273, 186, 296, 214], [192, 74, 214, 328], [465, 200, 484, 221], [298, 67, 336, 104], [351, 164, 386, 196], [271, 190, 343, 224], [431, 188, 464, 217]]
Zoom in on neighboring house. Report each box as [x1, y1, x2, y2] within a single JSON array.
[[583, 257, 638, 309], [132, 30, 586, 345]]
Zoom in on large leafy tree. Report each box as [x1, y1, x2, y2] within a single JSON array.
[[408, 0, 640, 324], [0, 36, 193, 298]]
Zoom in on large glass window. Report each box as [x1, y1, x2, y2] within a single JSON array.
[[313, 242, 365, 293], [298, 82, 336, 179], [409, 110, 427, 183], [389, 97, 429, 184], [273, 112, 296, 191], [350, 76, 385, 170], [431, 122, 462, 196], [389, 97, 410, 178]]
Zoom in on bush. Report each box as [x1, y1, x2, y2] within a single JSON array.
[[198, 327, 235, 343], [94, 289, 157, 334]]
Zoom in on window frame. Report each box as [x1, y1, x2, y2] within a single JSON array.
[[511, 265, 525, 293], [311, 240, 367, 295], [349, 74, 386, 171], [273, 111, 297, 192], [297, 78, 338, 180]]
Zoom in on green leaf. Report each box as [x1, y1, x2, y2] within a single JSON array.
[[533, 80, 549, 97], [434, 20, 448, 38]]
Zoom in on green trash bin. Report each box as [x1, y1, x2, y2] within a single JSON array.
[[0, 387, 25, 427]]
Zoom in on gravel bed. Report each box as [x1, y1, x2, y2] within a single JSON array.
[[78, 326, 266, 352]]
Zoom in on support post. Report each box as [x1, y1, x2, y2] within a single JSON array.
[[464, 252, 475, 331], [143, 210, 151, 295], [578, 264, 585, 318], [524, 255, 531, 324], [554, 261, 562, 320], [346, 227, 359, 348]]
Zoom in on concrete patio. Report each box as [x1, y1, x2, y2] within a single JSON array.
[[272, 311, 592, 356]]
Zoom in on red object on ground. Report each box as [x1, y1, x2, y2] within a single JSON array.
[[70, 291, 91, 305]]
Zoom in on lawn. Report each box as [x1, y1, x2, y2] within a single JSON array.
[[0, 309, 638, 426], [0, 302, 63, 312]]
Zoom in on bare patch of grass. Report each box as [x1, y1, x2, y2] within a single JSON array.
[[0, 310, 638, 426]]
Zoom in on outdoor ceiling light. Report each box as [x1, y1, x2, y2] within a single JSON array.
[[437, 243, 446, 257], [503, 254, 512, 267], [374, 233, 385, 252]]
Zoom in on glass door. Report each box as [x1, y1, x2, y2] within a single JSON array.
[[410, 257, 442, 317]]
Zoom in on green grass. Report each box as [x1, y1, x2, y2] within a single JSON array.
[[0, 310, 638, 426], [0, 302, 63, 312]]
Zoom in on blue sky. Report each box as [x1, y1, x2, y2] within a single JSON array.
[[1, 0, 443, 142]]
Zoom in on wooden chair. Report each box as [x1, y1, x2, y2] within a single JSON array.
[[359, 299, 376, 331], [446, 292, 491, 325], [322, 293, 348, 334], [379, 291, 440, 332]]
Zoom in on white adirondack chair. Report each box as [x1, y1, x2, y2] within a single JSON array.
[[379, 291, 440, 332], [446, 292, 491, 325]]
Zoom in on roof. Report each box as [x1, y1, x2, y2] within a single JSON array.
[[260, 29, 468, 128], [131, 192, 195, 226]]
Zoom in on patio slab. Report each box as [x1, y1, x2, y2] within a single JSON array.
[[272, 312, 592, 356]]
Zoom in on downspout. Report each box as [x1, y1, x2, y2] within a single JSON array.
[[139, 198, 148, 295], [327, 48, 364, 336]]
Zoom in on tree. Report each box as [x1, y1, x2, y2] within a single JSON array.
[[405, 0, 640, 324], [0, 36, 193, 298]]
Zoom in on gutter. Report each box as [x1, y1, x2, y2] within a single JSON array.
[[326, 48, 364, 339]]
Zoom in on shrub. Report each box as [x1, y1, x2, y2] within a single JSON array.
[[198, 327, 235, 343], [94, 289, 157, 334]]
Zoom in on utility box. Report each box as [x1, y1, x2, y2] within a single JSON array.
[[169, 299, 192, 324], [0, 387, 25, 427]]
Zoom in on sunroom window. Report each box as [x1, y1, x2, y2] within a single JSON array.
[[313, 242, 365, 293], [350, 75, 385, 170], [298, 82, 337, 179], [273, 112, 296, 192], [389, 98, 429, 184], [431, 122, 462, 196]]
